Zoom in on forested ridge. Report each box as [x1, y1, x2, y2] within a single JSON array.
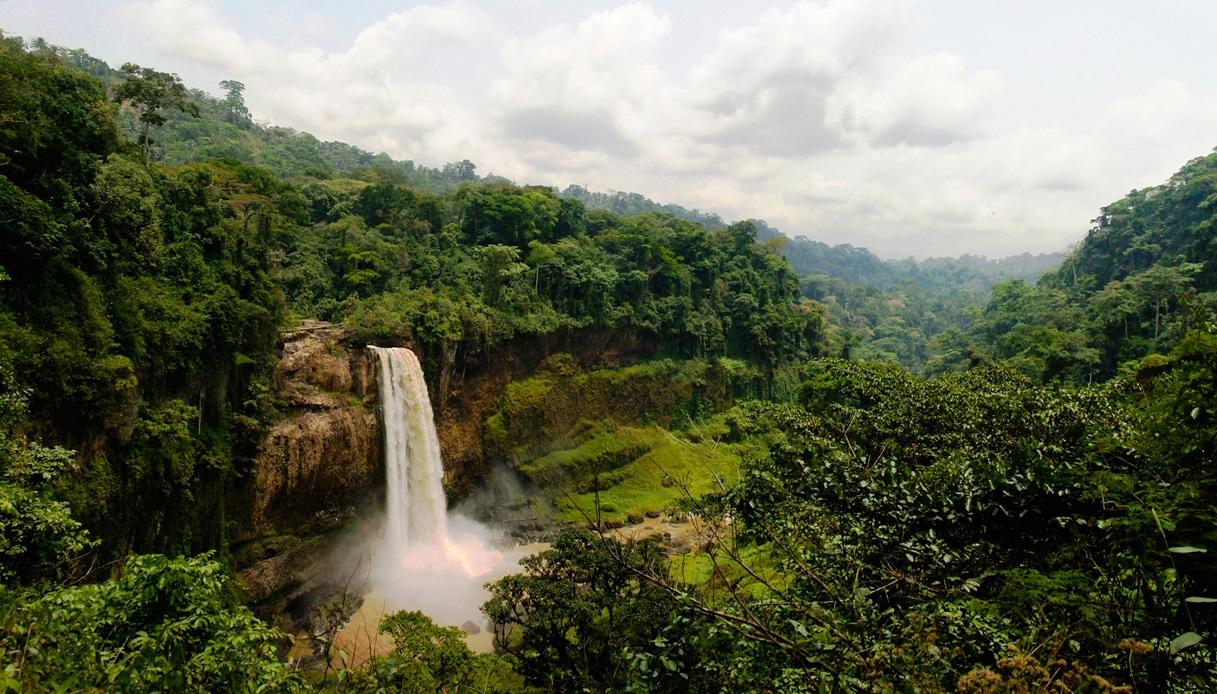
[[1, 35, 1215, 692], [53, 42, 1066, 375], [560, 188, 1067, 371]]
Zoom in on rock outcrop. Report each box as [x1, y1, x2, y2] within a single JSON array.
[[434, 328, 656, 496], [234, 322, 381, 609], [235, 323, 657, 608], [242, 322, 381, 541]]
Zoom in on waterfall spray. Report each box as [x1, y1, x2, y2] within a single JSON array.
[[327, 347, 538, 654]]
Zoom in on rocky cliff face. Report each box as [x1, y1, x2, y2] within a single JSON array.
[[243, 323, 659, 537], [242, 321, 381, 542], [235, 324, 656, 608], [433, 328, 656, 497]]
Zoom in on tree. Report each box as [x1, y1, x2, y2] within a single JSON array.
[[476, 244, 524, 307], [1091, 279, 1138, 338], [442, 159, 477, 183], [0, 385, 93, 583], [1126, 263, 1201, 341], [0, 553, 301, 691], [369, 611, 474, 693], [218, 79, 250, 127], [114, 63, 201, 165], [483, 530, 673, 692]]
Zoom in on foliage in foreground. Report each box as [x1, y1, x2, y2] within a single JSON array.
[[482, 331, 1217, 692], [0, 554, 300, 692], [1, 549, 535, 693], [483, 531, 679, 692], [319, 610, 532, 694]]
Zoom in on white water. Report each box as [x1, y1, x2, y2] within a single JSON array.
[[371, 347, 448, 549], [363, 347, 525, 642]]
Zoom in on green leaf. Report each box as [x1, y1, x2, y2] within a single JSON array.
[[1168, 546, 1207, 554], [1170, 631, 1202, 654], [1185, 596, 1217, 604]]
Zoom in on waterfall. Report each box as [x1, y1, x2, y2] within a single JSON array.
[[370, 346, 448, 548], [349, 347, 526, 651]]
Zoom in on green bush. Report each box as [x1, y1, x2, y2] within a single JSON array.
[[0, 553, 301, 692]]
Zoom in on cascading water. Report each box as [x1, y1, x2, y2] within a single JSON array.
[[357, 346, 526, 648], [370, 347, 448, 549]]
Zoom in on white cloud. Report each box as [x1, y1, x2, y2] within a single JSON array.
[[687, 0, 907, 152], [117, 0, 509, 169], [492, 3, 675, 160], [827, 53, 1003, 147], [99, 0, 1217, 258], [691, 0, 903, 88]]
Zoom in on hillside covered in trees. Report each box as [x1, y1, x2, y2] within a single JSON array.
[[561, 186, 1067, 371], [53, 44, 1065, 376], [0, 34, 1215, 693]]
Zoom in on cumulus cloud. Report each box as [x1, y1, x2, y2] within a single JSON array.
[[827, 53, 1003, 147], [103, 0, 1217, 257], [480, 0, 1015, 234], [492, 3, 674, 159], [689, 0, 904, 152], [679, 0, 996, 153], [116, 0, 510, 169]]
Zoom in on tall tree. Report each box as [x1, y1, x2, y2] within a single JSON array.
[[218, 79, 249, 126], [113, 63, 200, 165]]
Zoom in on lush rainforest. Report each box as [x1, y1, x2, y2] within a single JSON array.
[[1, 35, 1215, 693]]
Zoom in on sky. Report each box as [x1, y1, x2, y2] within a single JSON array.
[[4, 1, 1217, 258]]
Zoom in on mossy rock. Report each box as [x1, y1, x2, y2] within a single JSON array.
[[1134, 353, 1173, 391]]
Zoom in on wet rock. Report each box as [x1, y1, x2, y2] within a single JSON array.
[[283, 583, 365, 661], [236, 535, 329, 605], [250, 407, 381, 537]]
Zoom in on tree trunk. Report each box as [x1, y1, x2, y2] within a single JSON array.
[[141, 123, 151, 167], [1154, 299, 1161, 340]]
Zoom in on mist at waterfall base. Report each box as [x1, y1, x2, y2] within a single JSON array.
[[356, 346, 530, 634]]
